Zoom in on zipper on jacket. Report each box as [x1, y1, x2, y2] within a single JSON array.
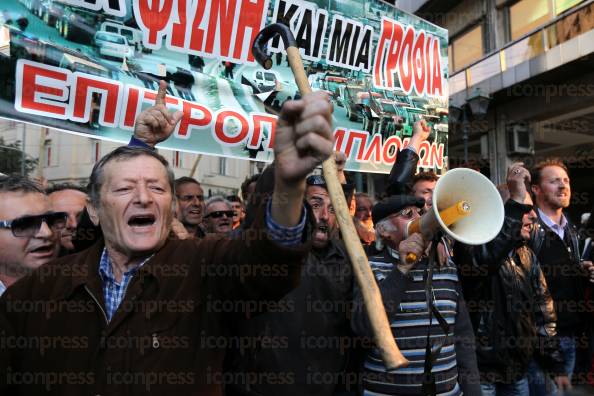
[[85, 285, 109, 324]]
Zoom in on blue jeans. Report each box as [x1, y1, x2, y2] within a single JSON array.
[[481, 377, 529, 396], [528, 336, 576, 396]]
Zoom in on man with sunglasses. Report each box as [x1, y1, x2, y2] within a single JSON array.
[[0, 175, 66, 296], [204, 196, 234, 235], [351, 194, 480, 396]]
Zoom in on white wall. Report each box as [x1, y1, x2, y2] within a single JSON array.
[[0, 119, 257, 197]]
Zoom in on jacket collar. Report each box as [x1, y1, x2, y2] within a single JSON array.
[[67, 238, 179, 299]]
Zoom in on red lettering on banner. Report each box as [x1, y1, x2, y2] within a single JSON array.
[[214, 110, 249, 145], [71, 75, 122, 127], [134, 0, 174, 47], [431, 38, 444, 97], [234, 0, 267, 61], [15, 60, 70, 118], [343, 131, 368, 161], [333, 128, 346, 151], [188, 0, 208, 51], [205, 0, 238, 58], [413, 30, 426, 96], [121, 86, 141, 129], [178, 101, 213, 138], [373, 19, 393, 87], [430, 143, 444, 169], [250, 113, 276, 149], [372, 17, 445, 97], [12, 60, 443, 173], [363, 134, 382, 163], [398, 26, 414, 94], [419, 141, 430, 167], [382, 135, 401, 165], [171, 0, 189, 48], [384, 22, 403, 89]]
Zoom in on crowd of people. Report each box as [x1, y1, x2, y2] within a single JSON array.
[[0, 82, 593, 396]]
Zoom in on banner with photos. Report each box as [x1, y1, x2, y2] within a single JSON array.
[[0, 0, 449, 173]]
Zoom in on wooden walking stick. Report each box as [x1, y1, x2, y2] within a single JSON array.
[[252, 23, 408, 370]]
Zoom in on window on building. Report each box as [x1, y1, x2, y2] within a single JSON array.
[[451, 25, 484, 72], [510, 0, 553, 40], [218, 157, 227, 176], [555, 0, 584, 15]]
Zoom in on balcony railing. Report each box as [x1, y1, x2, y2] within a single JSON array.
[[450, 0, 594, 95]]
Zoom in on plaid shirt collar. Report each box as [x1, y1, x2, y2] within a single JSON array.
[[98, 248, 153, 322]]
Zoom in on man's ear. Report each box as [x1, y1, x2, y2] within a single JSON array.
[[86, 202, 100, 226]]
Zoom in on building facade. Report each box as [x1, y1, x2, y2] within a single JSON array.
[[417, 0, 594, 221], [0, 118, 258, 197]]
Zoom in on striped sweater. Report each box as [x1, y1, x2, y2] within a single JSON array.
[[352, 248, 479, 396]]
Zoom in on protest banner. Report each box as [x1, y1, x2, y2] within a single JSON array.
[[0, 0, 449, 173]]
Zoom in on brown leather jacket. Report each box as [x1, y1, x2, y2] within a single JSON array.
[[0, 209, 308, 396]]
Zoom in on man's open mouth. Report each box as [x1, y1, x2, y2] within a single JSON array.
[[128, 214, 156, 227], [316, 224, 328, 233]]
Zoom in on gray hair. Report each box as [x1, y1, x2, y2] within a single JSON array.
[[87, 146, 175, 207], [374, 217, 399, 251], [205, 196, 232, 212], [0, 175, 45, 195]]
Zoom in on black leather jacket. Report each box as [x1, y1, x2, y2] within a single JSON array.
[[457, 200, 566, 382], [529, 214, 581, 266], [528, 211, 586, 336], [385, 147, 419, 196]]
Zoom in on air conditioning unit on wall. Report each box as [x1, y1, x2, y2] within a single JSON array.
[[506, 123, 534, 154]]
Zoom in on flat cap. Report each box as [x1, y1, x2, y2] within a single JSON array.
[[372, 195, 425, 224]]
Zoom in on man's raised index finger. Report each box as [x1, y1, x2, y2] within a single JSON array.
[[156, 80, 168, 106]]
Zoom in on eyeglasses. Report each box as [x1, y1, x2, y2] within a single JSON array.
[[204, 210, 234, 219], [389, 207, 421, 220], [177, 194, 204, 202], [0, 212, 68, 238]]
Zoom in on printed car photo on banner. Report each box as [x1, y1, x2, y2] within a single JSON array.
[[0, 0, 449, 174]]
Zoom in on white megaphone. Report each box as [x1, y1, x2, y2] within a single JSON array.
[[405, 168, 505, 262]]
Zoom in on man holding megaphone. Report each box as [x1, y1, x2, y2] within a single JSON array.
[[351, 194, 481, 396]]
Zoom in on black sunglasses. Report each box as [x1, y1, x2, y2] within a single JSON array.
[[0, 212, 68, 238], [205, 210, 234, 219]]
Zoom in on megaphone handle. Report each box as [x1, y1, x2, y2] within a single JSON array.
[[405, 231, 444, 264]]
